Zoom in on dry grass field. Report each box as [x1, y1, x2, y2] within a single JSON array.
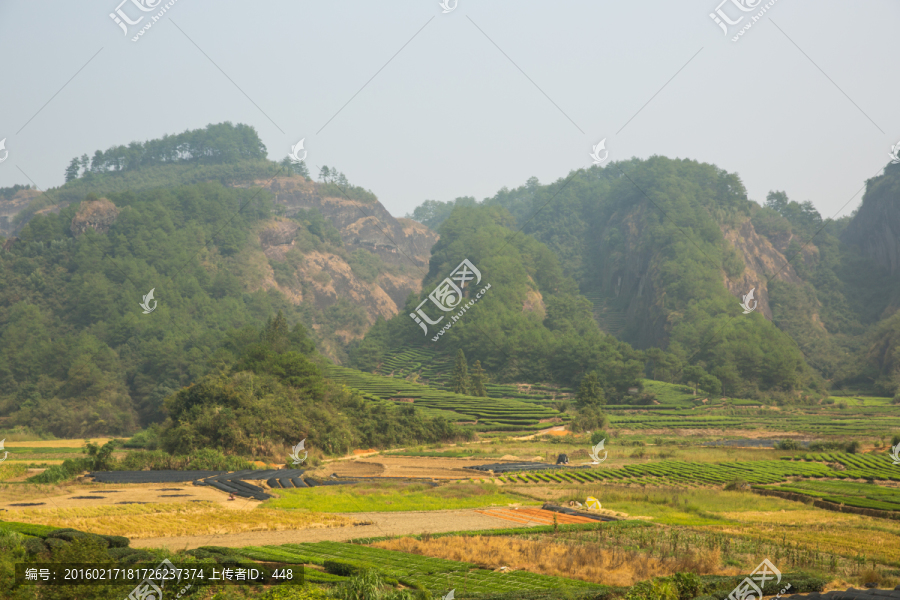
[[374, 534, 727, 586], [6, 500, 359, 538]]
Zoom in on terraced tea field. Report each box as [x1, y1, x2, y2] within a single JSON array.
[[371, 345, 573, 404], [607, 404, 900, 436], [757, 479, 900, 512], [323, 365, 563, 431], [490, 452, 900, 488]]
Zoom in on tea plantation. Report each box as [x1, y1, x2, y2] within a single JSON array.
[[324, 364, 563, 431]]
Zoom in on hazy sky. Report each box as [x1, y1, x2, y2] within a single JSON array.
[[0, 1, 897, 220]]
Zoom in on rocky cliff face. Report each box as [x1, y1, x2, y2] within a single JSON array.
[[255, 217, 418, 328], [70, 198, 120, 236], [720, 217, 806, 321], [246, 177, 440, 353], [259, 177, 438, 270], [0, 188, 42, 236], [840, 164, 900, 277], [586, 208, 814, 349]]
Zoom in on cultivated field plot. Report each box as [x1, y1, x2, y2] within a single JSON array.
[[782, 452, 900, 481], [232, 541, 602, 597], [3, 500, 358, 538], [757, 479, 900, 512], [323, 365, 562, 430], [492, 458, 860, 487], [374, 345, 575, 403], [608, 404, 900, 436]]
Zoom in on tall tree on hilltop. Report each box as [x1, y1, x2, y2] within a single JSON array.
[[470, 360, 487, 397], [452, 349, 470, 395], [64, 158, 81, 182]]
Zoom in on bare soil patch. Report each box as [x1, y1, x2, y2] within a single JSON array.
[[0, 482, 254, 512], [310, 456, 489, 480]]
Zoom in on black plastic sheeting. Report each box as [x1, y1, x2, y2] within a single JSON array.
[[304, 478, 357, 487], [89, 470, 226, 483], [89, 468, 426, 501]]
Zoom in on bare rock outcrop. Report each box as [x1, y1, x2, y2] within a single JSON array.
[[70, 198, 120, 236]]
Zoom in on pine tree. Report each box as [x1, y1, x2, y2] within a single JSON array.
[[262, 311, 290, 353], [470, 359, 486, 397], [452, 349, 470, 395], [64, 158, 81, 182]]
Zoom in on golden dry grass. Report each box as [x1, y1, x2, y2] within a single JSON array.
[[8, 501, 358, 539], [374, 535, 730, 586], [4, 438, 119, 448], [0, 462, 28, 480], [713, 509, 900, 563]]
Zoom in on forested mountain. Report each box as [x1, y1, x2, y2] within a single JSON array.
[[393, 157, 900, 399], [2, 122, 898, 438], [0, 124, 437, 436]]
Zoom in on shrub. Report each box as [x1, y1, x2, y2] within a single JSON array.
[[774, 439, 801, 451], [23, 537, 47, 556], [724, 479, 750, 491], [333, 569, 382, 600], [84, 440, 119, 471], [122, 424, 160, 450], [325, 560, 363, 577], [568, 406, 607, 433], [590, 431, 608, 446], [26, 458, 87, 483], [102, 535, 130, 549], [673, 572, 702, 599], [860, 568, 882, 588], [626, 579, 678, 600]]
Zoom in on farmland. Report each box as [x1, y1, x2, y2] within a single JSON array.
[[231, 541, 602, 596], [323, 364, 563, 430]]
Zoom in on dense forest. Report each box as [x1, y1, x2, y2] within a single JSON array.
[[395, 157, 900, 400], [2, 122, 898, 440]]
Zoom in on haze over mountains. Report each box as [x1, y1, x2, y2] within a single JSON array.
[[1, 123, 898, 437]]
